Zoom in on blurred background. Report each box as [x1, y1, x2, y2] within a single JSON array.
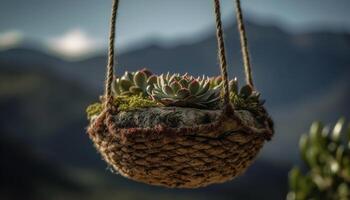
[[0, 0, 349, 199]]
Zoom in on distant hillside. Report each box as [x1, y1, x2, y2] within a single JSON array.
[[0, 135, 83, 200], [1, 23, 349, 106]]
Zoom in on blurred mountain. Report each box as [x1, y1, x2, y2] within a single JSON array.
[[0, 21, 349, 199], [1, 22, 349, 106], [0, 134, 83, 200]]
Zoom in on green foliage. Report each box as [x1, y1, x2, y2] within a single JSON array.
[[147, 73, 221, 108], [86, 95, 158, 119], [210, 75, 264, 113], [113, 68, 156, 97], [287, 118, 350, 200]]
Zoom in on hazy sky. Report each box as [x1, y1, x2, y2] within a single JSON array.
[[0, 0, 349, 57]]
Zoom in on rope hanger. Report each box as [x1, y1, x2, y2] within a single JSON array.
[[104, 0, 255, 113], [234, 0, 254, 87]]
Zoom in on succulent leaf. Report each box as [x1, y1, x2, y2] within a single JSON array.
[[176, 88, 190, 99], [134, 71, 147, 88], [147, 75, 157, 85], [119, 79, 133, 91], [149, 73, 221, 108], [112, 69, 153, 97], [240, 85, 253, 97], [189, 80, 200, 95], [170, 81, 181, 93], [162, 85, 174, 96], [229, 78, 238, 94], [129, 86, 143, 95]]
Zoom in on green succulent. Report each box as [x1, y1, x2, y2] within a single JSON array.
[[147, 73, 221, 108], [209, 75, 264, 113], [113, 68, 157, 97], [287, 118, 350, 200], [230, 84, 263, 110], [209, 76, 238, 94]]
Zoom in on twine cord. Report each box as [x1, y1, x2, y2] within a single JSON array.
[[104, 0, 119, 111], [213, 0, 231, 110], [235, 0, 254, 88]]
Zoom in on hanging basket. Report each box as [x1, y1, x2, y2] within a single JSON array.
[[86, 0, 274, 188], [88, 106, 272, 188]]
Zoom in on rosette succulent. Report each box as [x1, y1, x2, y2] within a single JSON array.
[[113, 68, 157, 97], [147, 73, 221, 108], [230, 80, 264, 113]]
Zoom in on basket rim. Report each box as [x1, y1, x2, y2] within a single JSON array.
[[88, 105, 273, 141]]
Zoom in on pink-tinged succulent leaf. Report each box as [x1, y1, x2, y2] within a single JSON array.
[[176, 88, 190, 99], [147, 75, 157, 86], [170, 81, 181, 93], [196, 80, 210, 95], [158, 98, 178, 106], [173, 75, 181, 81], [133, 71, 147, 88], [188, 80, 200, 95], [169, 73, 177, 83], [213, 81, 223, 90], [179, 79, 189, 88], [146, 85, 153, 95], [160, 74, 167, 86], [166, 72, 170, 81], [140, 68, 153, 77], [162, 85, 174, 96], [214, 76, 223, 85]]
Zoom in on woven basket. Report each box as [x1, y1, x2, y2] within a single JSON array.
[[87, 0, 274, 188], [87, 106, 273, 188]]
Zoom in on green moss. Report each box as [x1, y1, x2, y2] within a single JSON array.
[[116, 95, 158, 111], [86, 95, 159, 119], [86, 103, 103, 120]]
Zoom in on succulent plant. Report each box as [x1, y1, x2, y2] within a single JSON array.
[[208, 75, 264, 112], [147, 73, 221, 108], [113, 68, 157, 97], [209, 76, 239, 95], [287, 118, 350, 200]]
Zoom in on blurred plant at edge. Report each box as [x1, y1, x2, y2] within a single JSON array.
[[287, 118, 350, 200]]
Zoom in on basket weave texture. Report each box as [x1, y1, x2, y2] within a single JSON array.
[[87, 106, 273, 188]]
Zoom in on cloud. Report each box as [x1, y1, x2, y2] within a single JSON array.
[[47, 29, 102, 60], [0, 30, 23, 50]]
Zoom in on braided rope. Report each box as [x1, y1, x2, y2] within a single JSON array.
[[213, 0, 231, 111], [235, 0, 254, 88], [104, 0, 119, 111]]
